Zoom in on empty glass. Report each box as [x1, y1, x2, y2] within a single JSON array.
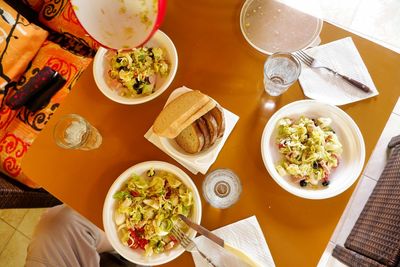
[[53, 114, 102, 150], [202, 169, 242, 209], [263, 52, 301, 96]]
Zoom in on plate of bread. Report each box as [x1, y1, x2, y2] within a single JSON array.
[[153, 90, 226, 157]]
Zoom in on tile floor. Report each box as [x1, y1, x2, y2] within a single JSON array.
[[0, 208, 46, 266], [1, 1, 399, 266]]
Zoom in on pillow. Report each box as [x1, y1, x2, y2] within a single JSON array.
[[39, 0, 99, 50], [0, 0, 48, 94], [20, 0, 45, 12], [0, 40, 92, 188]]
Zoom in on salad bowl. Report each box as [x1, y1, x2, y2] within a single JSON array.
[[93, 30, 178, 105], [70, 0, 166, 50], [261, 100, 365, 199], [103, 161, 201, 265]]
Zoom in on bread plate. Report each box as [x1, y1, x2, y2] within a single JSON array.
[[155, 87, 226, 159], [261, 100, 365, 199]]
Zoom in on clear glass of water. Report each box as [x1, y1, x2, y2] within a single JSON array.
[[264, 52, 301, 96], [202, 169, 242, 209], [53, 114, 102, 150]]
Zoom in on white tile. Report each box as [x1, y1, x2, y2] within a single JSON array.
[[325, 254, 348, 267], [364, 113, 400, 180], [335, 176, 376, 246], [319, 0, 362, 27], [17, 208, 46, 239], [0, 231, 30, 267], [393, 97, 400, 115], [0, 209, 28, 229], [0, 220, 15, 253], [350, 0, 400, 51], [317, 242, 336, 267]]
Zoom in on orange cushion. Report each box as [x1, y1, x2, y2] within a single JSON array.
[[0, 0, 48, 91], [0, 40, 92, 188], [39, 0, 99, 50]]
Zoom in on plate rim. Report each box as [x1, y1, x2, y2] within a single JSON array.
[[102, 160, 202, 265], [261, 99, 366, 199]]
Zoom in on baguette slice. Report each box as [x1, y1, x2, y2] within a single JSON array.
[[209, 105, 225, 138], [175, 123, 205, 154], [153, 91, 215, 138]]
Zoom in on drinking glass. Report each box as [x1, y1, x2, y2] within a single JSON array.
[[202, 169, 242, 209], [53, 114, 102, 150], [263, 52, 301, 96]]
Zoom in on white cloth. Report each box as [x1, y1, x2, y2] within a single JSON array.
[[192, 216, 275, 267], [145, 86, 239, 175], [298, 37, 378, 106]]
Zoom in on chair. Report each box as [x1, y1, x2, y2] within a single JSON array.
[[333, 135, 400, 266], [0, 172, 61, 208]]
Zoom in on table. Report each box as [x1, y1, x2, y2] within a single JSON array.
[[22, 1, 400, 266]]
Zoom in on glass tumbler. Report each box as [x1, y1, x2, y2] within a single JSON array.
[[202, 169, 242, 209], [53, 114, 102, 150], [263, 52, 301, 96]]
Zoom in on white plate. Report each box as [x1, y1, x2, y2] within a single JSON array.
[[240, 0, 322, 55], [93, 30, 178, 105], [103, 161, 202, 266], [261, 100, 365, 199]]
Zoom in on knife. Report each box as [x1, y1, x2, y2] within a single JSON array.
[[178, 214, 261, 267]]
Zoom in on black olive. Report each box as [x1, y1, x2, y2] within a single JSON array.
[[300, 180, 307, 187], [322, 180, 330, 186], [313, 162, 319, 169]]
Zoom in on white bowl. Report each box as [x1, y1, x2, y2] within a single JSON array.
[[103, 161, 202, 266], [261, 100, 365, 199], [70, 0, 166, 50], [93, 30, 178, 105]]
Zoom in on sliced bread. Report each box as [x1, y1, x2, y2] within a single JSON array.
[[209, 105, 225, 138], [196, 117, 211, 149], [175, 123, 205, 154], [203, 112, 218, 146], [153, 90, 210, 138]]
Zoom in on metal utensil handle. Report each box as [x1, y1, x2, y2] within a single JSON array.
[[197, 249, 218, 267], [338, 74, 371, 93]]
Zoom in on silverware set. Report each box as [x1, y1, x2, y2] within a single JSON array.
[[292, 50, 372, 93], [171, 224, 217, 267]]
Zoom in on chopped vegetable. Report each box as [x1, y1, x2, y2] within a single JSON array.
[[109, 47, 169, 97], [113, 169, 193, 256], [275, 116, 343, 188]]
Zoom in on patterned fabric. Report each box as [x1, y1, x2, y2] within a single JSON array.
[[39, 0, 100, 50], [0, 40, 92, 188], [20, 0, 45, 12], [0, 0, 48, 99]]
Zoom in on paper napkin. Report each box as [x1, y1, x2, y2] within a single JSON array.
[[298, 37, 378, 106], [144, 86, 239, 175], [192, 216, 275, 267]]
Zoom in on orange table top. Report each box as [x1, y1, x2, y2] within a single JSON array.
[[22, 1, 400, 266]]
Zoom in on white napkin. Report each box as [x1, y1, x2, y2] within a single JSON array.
[[144, 86, 239, 175], [192, 216, 275, 267], [298, 37, 378, 106]]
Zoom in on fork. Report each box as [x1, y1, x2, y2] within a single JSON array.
[[171, 225, 218, 267], [292, 50, 371, 93]]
